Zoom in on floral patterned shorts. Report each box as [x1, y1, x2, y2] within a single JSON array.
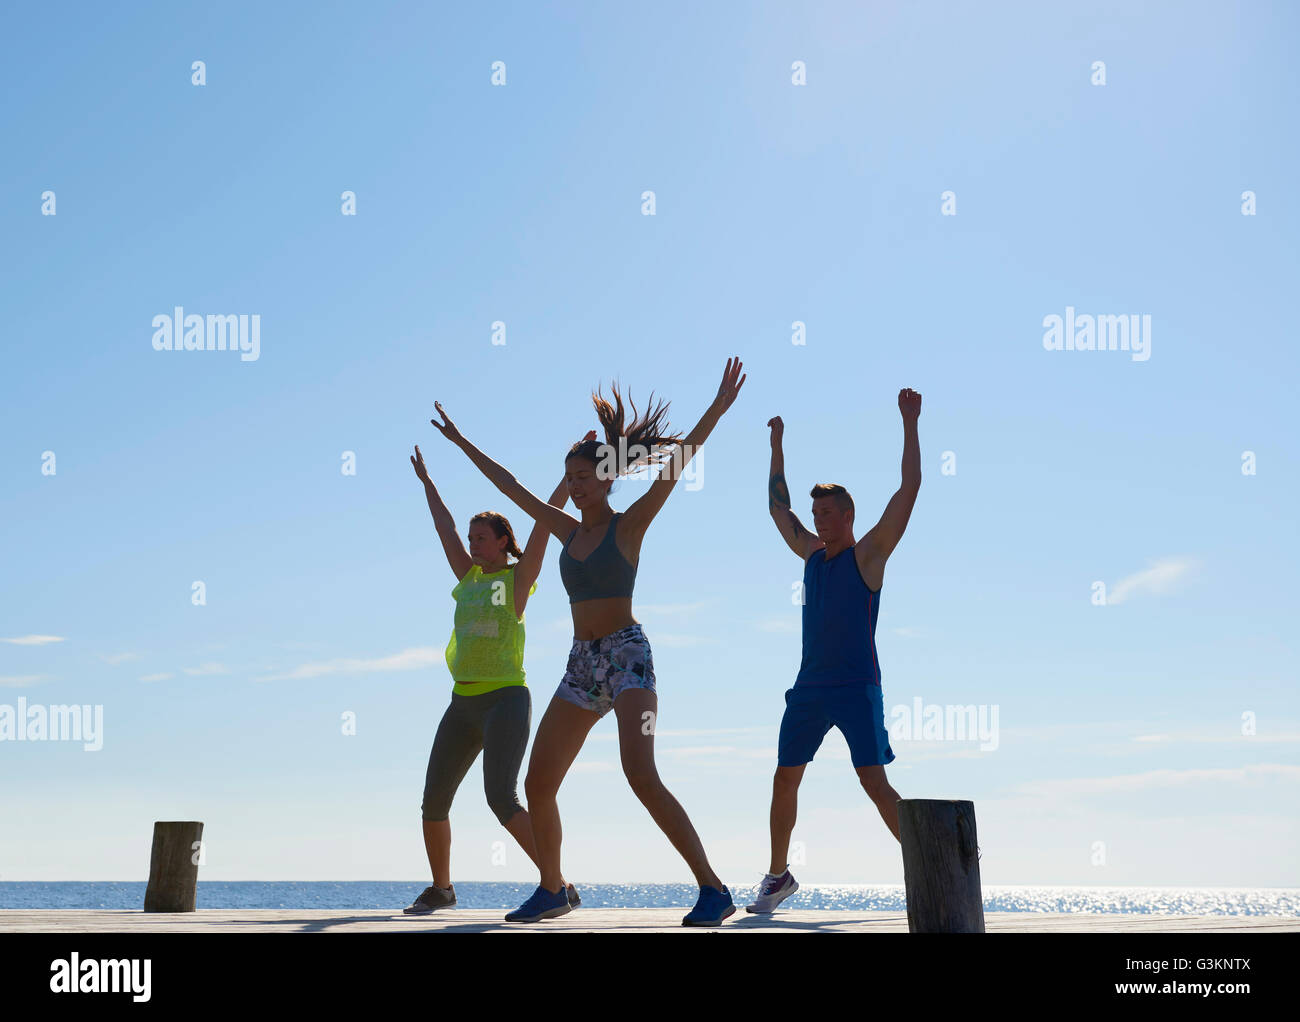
[[555, 624, 656, 717]]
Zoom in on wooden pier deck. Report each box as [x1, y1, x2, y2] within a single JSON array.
[[3, 909, 1296, 933]]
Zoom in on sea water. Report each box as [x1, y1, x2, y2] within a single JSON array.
[[2, 882, 1297, 915]]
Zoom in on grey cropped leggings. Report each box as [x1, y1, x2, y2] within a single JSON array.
[[421, 685, 531, 826]]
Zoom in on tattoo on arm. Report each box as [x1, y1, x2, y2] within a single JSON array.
[[772, 471, 811, 547], [769, 472, 791, 513]]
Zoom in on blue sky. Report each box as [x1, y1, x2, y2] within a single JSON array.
[[2, 0, 1297, 888]]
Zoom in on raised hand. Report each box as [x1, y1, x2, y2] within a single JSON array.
[[767, 415, 784, 448], [429, 400, 466, 445], [711, 356, 746, 415], [898, 388, 922, 421], [410, 444, 432, 484]]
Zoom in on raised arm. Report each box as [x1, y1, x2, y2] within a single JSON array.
[[511, 430, 594, 617], [767, 416, 823, 560], [429, 401, 579, 542], [621, 357, 746, 537], [410, 444, 474, 582], [858, 388, 922, 572], [509, 476, 567, 617]]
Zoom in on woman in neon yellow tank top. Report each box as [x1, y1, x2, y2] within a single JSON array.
[[428, 357, 747, 926], [401, 435, 595, 915]]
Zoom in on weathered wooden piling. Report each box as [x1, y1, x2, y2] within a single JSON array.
[[143, 821, 204, 912], [898, 799, 984, 933]]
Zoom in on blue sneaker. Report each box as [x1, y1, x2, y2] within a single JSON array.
[[682, 884, 735, 926], [505, 884, 572, 922]]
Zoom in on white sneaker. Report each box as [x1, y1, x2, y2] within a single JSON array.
[[745, 869, 798, 913]]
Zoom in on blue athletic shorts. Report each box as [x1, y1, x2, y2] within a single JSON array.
[[777, 684, 896, 768]]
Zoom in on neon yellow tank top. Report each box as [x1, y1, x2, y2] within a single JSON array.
[[445, 564, 536, 696]]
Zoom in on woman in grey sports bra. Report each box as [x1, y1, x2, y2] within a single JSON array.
[[429, 357, 747, 927]]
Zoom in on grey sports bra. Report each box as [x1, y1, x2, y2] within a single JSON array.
[[558, 512, 637, 604]]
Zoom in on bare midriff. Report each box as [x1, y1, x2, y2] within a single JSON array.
[[569, 597, 638, 641]]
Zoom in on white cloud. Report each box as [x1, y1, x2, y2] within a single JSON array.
[[0, 635, 65, 646], [658, 745, 784, 761], [891, 746, 990, 761], [569, 761, 618, 773], [588, 728, 773, 747], [659, 745, 742, 757], [1108, 555, 1197, 605], [1011, 763, 1300, 798], [992, 720, 1300, 747], [98, 652, 141, 665], [256, 647, 442, 682], [1132, 732, 1300, 745], [637, 601, 714, 616], [647, 633, 714, 648], [0, 675, 48, 687], [653, 727, 770, 738], [182, 662, 230, 676], [139, 673, 174, 683]]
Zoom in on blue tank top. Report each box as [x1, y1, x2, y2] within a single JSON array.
[[795, 545, 881, 687], [558, 512, 637, 604]]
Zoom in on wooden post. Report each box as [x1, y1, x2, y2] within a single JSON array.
[[899, 799, 984, 933], [143, 821, 204, 912]]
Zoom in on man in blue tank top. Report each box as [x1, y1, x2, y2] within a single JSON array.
[[747, 388, 922, 913]]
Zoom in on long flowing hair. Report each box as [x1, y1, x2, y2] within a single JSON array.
[[566, 381, 685, 484]]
